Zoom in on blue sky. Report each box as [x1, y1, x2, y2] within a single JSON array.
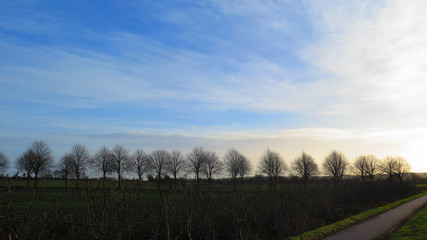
[[2, 0, 427, 175]]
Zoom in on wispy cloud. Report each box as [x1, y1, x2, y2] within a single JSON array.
[[2, 1, 427, 173], [3, 1, 427, 123], [303, 0, 427, 126], [0, 1, 314, 114]]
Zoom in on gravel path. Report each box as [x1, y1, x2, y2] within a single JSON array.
[[324, 194, 427, 240]]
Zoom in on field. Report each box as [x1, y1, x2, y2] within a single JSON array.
[[0, 177, 422, 239]]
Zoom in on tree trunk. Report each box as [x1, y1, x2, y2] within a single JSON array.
[[118, 174, 121, 189], [196, 172, 199, 184], [76, 170, 80, 187], [34, 173, 38, 187]]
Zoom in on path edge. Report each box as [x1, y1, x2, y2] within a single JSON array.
[[286, 191, 427, 240]]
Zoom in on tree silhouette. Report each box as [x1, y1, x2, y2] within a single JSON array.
[[381, 155, 397, 182], [203, 151, 222, 181], [322, 150, 348, 183], [258, 149, 286, 190], [394, 156, 411, 183], [353, 155, 368, 181], [149, 149, 170, 187], [90, 146, 115, 182], [0, 151, 9, 175], [238, 155, 252, 181], [16, 150, 34, 186], [58, 153, 72, 187], [223, 148, 243, 181], [27, 141, 53, 187], [292, 151, 318, 186], [68, 144, 90, 186], [112, 145, 131, 188], [187, 147, 206, 183], [131, 149, 151, 180], [365, 155, 379, 181], [166, 150, 185, 180]]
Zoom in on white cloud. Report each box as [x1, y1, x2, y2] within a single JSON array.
[[302, 0, 427, 126]]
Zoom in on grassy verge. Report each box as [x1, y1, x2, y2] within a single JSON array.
[[287, 191, 427, 240], [386, 203, 427, 239]]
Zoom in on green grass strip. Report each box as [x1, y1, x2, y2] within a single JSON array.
[[287, 191, 427, 240], [386, 203, 427, 239]]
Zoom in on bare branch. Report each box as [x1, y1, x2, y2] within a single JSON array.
[[322, 150, 348, 183], [90, 146, 114, 180], [292, 151, 318, 183], [0, 152, 9, 175]]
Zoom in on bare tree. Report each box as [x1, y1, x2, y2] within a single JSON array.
[[112, 145, 131, 188], [203, 151, 222, 181], [187, 147, 207, 183], [322, 150, 348, 183], [58, 153, 72, 187], [353, 154, 379, 181], [366, 155, 379, 181], [68, 144, 90, 186], [149, 149, 170, 187], [25, 141, 54, 187], [131, 149, 150, 180], [90, 146, 114, 182], [16, 150, 34, 186], [353, 155, 368, 181], [0, 152, 9, 175], [258, 149, 287, 190], [238, 155, 252, 181], [292, 151, 318, 185], [223, 148, 242, 181], [381, 155, 397, 182], [166, 150, 185, 180], [394, 156, 411, 183]]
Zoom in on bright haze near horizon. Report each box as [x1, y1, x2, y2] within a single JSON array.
[[1, 0, 427, 175]]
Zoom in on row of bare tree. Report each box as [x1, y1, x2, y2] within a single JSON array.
[[12, 141, 252, 187], [3, 141, 412, 187], [315, 151, 411, 184]]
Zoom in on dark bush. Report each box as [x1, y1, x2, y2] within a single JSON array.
[[0, 178, 419, 239]]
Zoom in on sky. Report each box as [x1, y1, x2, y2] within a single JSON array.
[[1, 0, 427, 175]]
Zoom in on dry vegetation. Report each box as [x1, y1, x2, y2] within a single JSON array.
[[0, 177, 422, 239]]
